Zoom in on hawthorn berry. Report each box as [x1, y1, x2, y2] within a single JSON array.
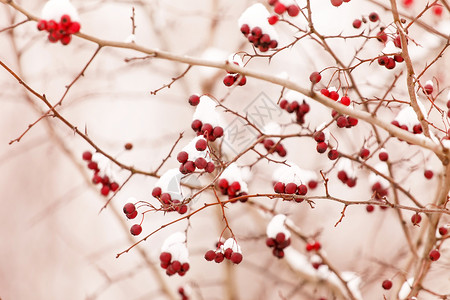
[[382, 279, 392, 290], [313, 131, 325, 143], [189, 94, 200, 106], [329, 91, 340, 101], [195, 139, 207, 151], [37, 20, 47, 31], [438, 227, 448, 236], [340, 96, 351, 106], [287, 5, 300, 17], [126, 210, 138, 219], [424, 170, 433, 179], [100, 185, 110, 196], [152, 187, 162, 198], [331, 0, 343, 7], [204, 250, 216, 261], [177, 151, 189, 163], [268, 15, 279, 25], [352, 19, 362, 29], [359, 148, 370, 159], [328, 149, 339, 160], [411, 213, 422, 225], [223, 75, 236, 87], [309, 72, 322, 84], [205, 162, 215, 173], [214, 252, 225, 263], [124, 142, 133, 150], [195, 157, 207, 169], [285, 182, 297, 194], [213, 126, 224, 138], [379, 151, 389, 161], [297, 184, 308, 196], [230, 252, 243, 264], [274, 2, 286, 14], [424, 83, 433, 95], [366, 205, 375, 212], [123, 202, 136, 215], [240, 24, 250, 35], [274, 182, 285, 193], [82, 151, 93, 161], [130, 224, 142, 235], [369, 12, 379, 22], [429, 249, 440, 261], [317, 142, 328, 154]]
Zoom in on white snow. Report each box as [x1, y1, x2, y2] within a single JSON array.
[[154, 168, 184, 200], [220, 163, 249, 193], [238, 3, 279, 40], [273, 161, 317, 185], [223, 238, 242, 253], [424, 80, 433, 87], [382, 41, 401, 54], [91, 152, 116, 180], [124, 34, 136, 43], [266, 214, 291, 239], [394, 105, 422, 131], [41, 0, 80, 22], [161, 232, 189, 263], [279, 0, 299, 6], [337, 158, 356, 178], [369, 162, 390, 189], [398, 277, 414, 299], [262, 121, 282, 142], [192, 95, 224, 128]]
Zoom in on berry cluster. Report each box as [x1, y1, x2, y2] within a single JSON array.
[[313, 128, 339, 160], [123, 202, 138, 220], [177, 137, 215, 175], [189, 95, 224, 142], [37, 15, 80, 45], [305, 241, 322, 252], [239, 4, 279, 53], [273, 181, 308, 200], [330, 0, 351, 7], [151, 169, 189, 214], [337, 170, 357, 187], [391, 104, 424, 135], [218, 179, 248, 202], [82, 151, 119, 196], [266, 215, 291, 258], [260, 138, 287, 157], [268, 0, 300, 17], [204, 238, 243, 264], [152, 187, 188, 214], [223, 55, 247, 87], [337, 159, 357, 187], [160, 232, 190, 276], [279, 91, 311, 125], [191, 121, 224, 141], [159, 251, 190, 276]]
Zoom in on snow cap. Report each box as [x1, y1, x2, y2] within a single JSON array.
[[42, 0, 80, 22]]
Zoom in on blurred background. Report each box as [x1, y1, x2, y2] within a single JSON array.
[[0, 0, 448, 299]]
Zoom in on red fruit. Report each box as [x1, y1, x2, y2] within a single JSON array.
[[376, 30, 388, 43], [204, 250, 216, 261], [240, 24, 250, 35], [195, 139, 207, 151], [273, 248, 284, 258], [394, 55, 404, 63], [382, 279, 393, 290], [213, 126, 224, 138], [347, 116, 358, 126], [321, 89, 330, 97], [299, 101, 310, 114], [297, 184, 308, 196], [238, 76, 247, 86], [359, 148, 370, 159], [284, 182, 297, 194], [340, 96, 351, 106], [201, 123, 213, 137], [328, 149, 339, 160], [177, 151, 189, 164], [130, 224, 142, 235], [411, 213, 422, 225], [330, 0, 343, 7], [189, 94, 200, 106], [160, 193, 172, 204], [152, 187, 162, 198], [194, 157, 207, 169], [181, 263, 190, 272], [313, 241, 321, 251], [37, 20, 47, 31], [110, 182, 119, 192], [123, 203, 136, 215], [124, 143, 133, 150], [274, 2, 286, 14], [205, 162, 215, 173], [287, 5, 300, 17], [269, 40, 278, 49], [369, 12, 379, 22], [126, 210, 138, 219], [279, 99, 288, 109], [178, 204, 188, 214], [378, 56, 389, 66], [424, 83, 433, 95], [268, 15, 279, 25], [191, 119, 202, 132], [46, 20, 57, 32], [229, 181, 241, 193], [275, 232, 286, 243], [160, 252, 172, 263], [266, 237, 276, 247], [413, 124, 423, 134], [92, 174, 102, 185], [219, 179, 229, 190], [433, 5, 443, 16], [223, 74, 236, 87], [308, 180, 318, 189], [60, 14, 71, 26], [224, 248, 233, 259], [429, 249, 440, 261], [366, 205, 375, 212], [214, 252, 224, 263], [336, 116, 349, 128], [274, 182, 285, 193], [268, 0, 277, 5], [313, 131, 325, 143], [385, 58, 396, 70], [277, 145, 287, 157], [424, 170, 433, 179], [379, 151, 389, 161], [66, 22, 80, 34], [230, 252, 243, 264], [82, 151, 92, 161], [329, 91, 340, 101], [306, 243, 314, 252], [251, 26, 262, 38], [352, 19, 362, 29], [337, 170, 348, 183], [309, 72, 322, 84], [438, 227, 448, 236], [263, 139, 275, 150], [346, 177, 357, 187], [403, 0, 413, 6], [317, 142, 328, 154], [100, 185, 110, 196]]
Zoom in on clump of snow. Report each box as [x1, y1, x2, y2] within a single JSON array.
[[394, 106, 421, 131], [267, 214, 291, 239], [124, 34, 136, 43], [262, 122, 282, 142], [91, 153, 116, 179], [192, 95, 224, 128], [382, 41, 401, 54], [220, 163, 249, 193], [161, 232, 189, 263], [154, 168, 184, 200], [398, 277, 414, 299], [337, 158, 356, 179], [279, 0, 299, 6], [273, 161, 317, 185], [238, 3, 279, 40], [42, 0, 80, 21], [223, 238, 242, 254], [369, 162, 390, 189]]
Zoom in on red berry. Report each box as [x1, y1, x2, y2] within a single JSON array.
[[340, 96, 351, 106], [284, 182, 297, 194], [100, 185, 110, 196], [123, 203, 136, 214], [177, 151, 189, 163], [433, 5, 443, 16], [194, 157, 207, 169], [287, 5, 300, 16], [130, 224, 142, 235], [205, 162, 215, 173], [337, 170, 348, 183], [275, 232, 286, 243], [347, 116, 358, 126], [229, 181, 241, 193], [378, 56, 389, 66], [110, 182, 119, 192], [352, 19, 362, 29], [297, 184, 308, 196], [204, 250, 216, 261], [329, 91, 340, 101], [382, 279, 393, 290], [66, 22, 80, 34], [359, 148, 370, 159], [213, 126, 224, 138], [191, 119, 202, 132], [160, 193, 172, 204], [223, 74, 236, 87], [313, 241, 321, 251], [266, 237, 276, 247], [37, 20, 47, 31], [413, 124, 423, 134], [126, 210, 138, 219], [336, 116, 349, 128], [369, 12, 379, 22], [224, 248, 233, 259], [273, 248, 284, 258], [411, 213, 422, 225], [60, 14, 71, 26], [394, 55, 404, 62], [346, 177, 357, 187], [309, 72, 322, 84], [308, 180, 318, 189], [195, 139, 207, 151], [321, 89, 330, 97], [230, 252, 243, 264], [438, 227, 448, 236], [214, 252, 224, 263], [316, 142, 328, 154], [189, 94, 200, 106], [377, 30, 388, 43], [274, 2, 286, 14], [279, 99, 288, 109], [274, 182, 285, 193], [313, 131, 325, 143], [263, 139, 275, 150], [152, 187, 162, 198], [379, 151, 389, 161], [240, 24, 250, 35], [82, 151, 93, 161], [429, 249, 440, 261], [366, 205, 375, 212], [424, 170, 433, 179], [178, 204, 188, 214], [328, 149, 339, 160], [184, 161, 196, 173], [201, 124, 213, 137], [268, 15, 279, 25], [424, 84, 433, 95], [124, 143, 133, 150], [330, 0, 343, 7], [160, 252, 172, 263]]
